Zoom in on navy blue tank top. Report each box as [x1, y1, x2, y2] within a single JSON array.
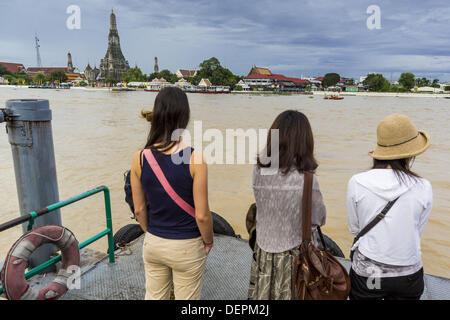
[[140, 147, 200, 239]]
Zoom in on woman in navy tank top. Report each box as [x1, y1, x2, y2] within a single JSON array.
[[130, 87, 214, 300]]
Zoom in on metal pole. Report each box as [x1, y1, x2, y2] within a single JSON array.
[[1, 99, 61, 269]]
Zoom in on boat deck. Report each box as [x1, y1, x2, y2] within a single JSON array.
[[1, 234, 449, 300]]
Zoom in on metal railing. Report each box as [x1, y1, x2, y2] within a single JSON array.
[[0, 185, 115, 295]]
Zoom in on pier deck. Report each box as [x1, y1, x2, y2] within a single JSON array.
[[1, 234, 449, 300]]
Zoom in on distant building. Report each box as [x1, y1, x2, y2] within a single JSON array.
[[0, 62, 27, 74], [98, 9, 130, 82], [65, 73, 85, 83], [248, 66, 272, 76], [154, 57, 159, 74], [176, 69, 197, 78], [84, 64, 100, 83], [236, 79, 250, 91], [243, 66, 309, 91], [415, 86, 443, 93], [27, 67, 68, 78], [67, 51, 75, 73], [198, 78, 212, 87], [174, 78, 192, 88]]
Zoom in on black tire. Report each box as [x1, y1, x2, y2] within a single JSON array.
[[212, 212, 236, 237], [320, 234, 345, 258], [113, 224, 144, 250]]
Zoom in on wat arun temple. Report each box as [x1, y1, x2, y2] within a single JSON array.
[[85, 10, 130, 83]]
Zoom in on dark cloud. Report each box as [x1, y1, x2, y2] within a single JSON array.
[[0, 0, 449, 80]]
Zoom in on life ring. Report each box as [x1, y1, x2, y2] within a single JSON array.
[[1, 225, 80, 300]]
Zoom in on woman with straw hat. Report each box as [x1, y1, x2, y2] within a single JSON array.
[[346, 114, 432, 300]]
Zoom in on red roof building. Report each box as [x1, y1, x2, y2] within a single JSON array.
[[0, 62, 27, 74], [176, 69, 197, 78], [27, 67, 68, 77]]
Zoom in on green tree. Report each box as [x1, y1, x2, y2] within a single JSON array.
[[444, 86, 450, 91], [196, 57, 240, 88], [49, 70, 68, 83], [322, 73, 340, 87], [0, 64, 13, 76], [362, 74, 390, 92], [415, 77, 430, 87], [105, 78, 116, 87], [431, 79, 440, 88], [34, 72, 47, 85], [399, 72, 415, 90], [122, 67, 146, 82]]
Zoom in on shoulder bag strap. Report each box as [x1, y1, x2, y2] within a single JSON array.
[[352, 197, 400, 246], [302, 171, 313, 243], [301, 172, 328, 249], [143, 148, 196, 218]]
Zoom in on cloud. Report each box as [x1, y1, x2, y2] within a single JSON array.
[[0, 0, 449, 80]]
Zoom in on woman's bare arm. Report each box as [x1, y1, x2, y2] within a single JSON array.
[[131, 150, 148, 232], [190, 150, 214, 254]]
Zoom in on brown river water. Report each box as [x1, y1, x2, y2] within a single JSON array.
[[0, 87, 449, 278]]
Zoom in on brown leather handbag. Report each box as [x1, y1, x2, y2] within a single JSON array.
[[292, 171, 351, 300]]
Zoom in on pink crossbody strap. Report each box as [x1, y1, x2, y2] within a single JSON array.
[[143, 149, 196, 218]]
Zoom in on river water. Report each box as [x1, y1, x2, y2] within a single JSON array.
[[0, 87, 449, 277]]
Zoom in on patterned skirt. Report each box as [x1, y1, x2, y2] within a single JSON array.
[[248, 243, 300, 300]]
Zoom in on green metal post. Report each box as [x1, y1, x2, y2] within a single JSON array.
[[103, 187, 115, 263]]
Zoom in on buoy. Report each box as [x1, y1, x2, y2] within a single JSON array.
[[1, 226, 80, 300]]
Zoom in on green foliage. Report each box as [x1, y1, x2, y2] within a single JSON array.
[[122, 67, 146, 82], [431, 79, 440, 88], [105, 77, 116, 86], [399, 72, 415, 90], [0, 64, 13, 76], [415, 77, 430, 87], [362, 74, 390, 92], [148, 70, 178, 83], [197, 57, 240, 88], [78, 81, 88, 87], [322, 73, 340, 87], [34, 72, 47, 85], [345, 78, 355, 86], [445, 86, 450, 91], [49, 70, 68, 83]]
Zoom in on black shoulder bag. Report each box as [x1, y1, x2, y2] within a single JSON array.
[[350, 197, 399, 261], [124, 150, 144, 220]]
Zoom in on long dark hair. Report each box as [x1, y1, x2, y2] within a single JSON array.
[[372, 157, 420, 184], [257, 110, 318, 174], [144, 87, 190, 152]]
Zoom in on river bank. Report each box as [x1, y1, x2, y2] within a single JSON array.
[[2, 85, 450, 98]]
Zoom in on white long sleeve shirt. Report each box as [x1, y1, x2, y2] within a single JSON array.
[[347, 169, 432, 267]]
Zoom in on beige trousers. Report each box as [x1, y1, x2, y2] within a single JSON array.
[[142, 232, 207, 300]]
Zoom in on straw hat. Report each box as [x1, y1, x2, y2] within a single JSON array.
[[369, 114, 430, 160]]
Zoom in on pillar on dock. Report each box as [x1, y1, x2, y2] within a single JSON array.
[[3, 99, 62, 270]]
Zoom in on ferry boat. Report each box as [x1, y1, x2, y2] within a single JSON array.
[[324, 93, 344, 100]]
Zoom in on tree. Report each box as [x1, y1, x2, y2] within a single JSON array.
[[49, 70, 67, 83], [105, 78, 116, 87], [431, 79, 440, 88], [122, 67, 146, 83], [0, 64, 12, 76], [34, 72, 47, 85], [445, 86, 450, 92], [197, 57, 240, 88], [399, 72, 415, 90], [362, 74, 390, 92], [322, 73, 340, 87], [415, 77, 430, 87]]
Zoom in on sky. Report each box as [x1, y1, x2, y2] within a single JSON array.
[[1, 0, 450, 81]]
